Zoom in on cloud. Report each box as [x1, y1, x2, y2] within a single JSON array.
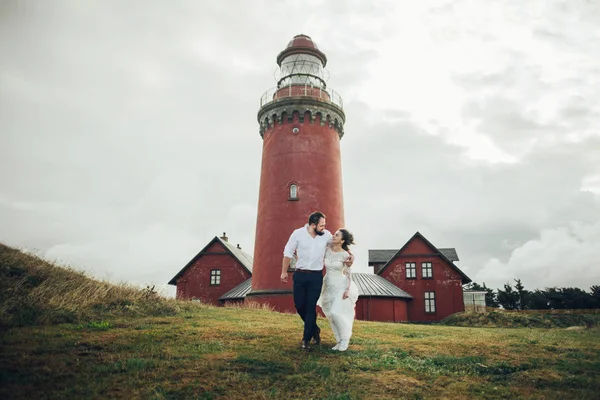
[[476, 220, 600, 290], [1, 0, 599, 297]]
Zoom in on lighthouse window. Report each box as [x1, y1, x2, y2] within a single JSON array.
[[289, 184, 298, 200]]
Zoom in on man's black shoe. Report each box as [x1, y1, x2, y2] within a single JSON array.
[[312, 326, 321, 345], [301, 340, 311, 351]]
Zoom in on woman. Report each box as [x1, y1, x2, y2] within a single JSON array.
[[317, 228, 359, 351]]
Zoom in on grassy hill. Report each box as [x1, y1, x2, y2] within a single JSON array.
[[1, 244, 599, 399]]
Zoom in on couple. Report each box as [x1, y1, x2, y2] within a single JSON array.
[[280, 211, 359, 352]]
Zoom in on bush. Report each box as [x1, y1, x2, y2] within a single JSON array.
[[442, 310, 600, 328]]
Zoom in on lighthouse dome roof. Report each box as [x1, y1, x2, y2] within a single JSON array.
[[277, 34, 327, 66]]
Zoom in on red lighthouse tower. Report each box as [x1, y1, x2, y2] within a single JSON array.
[[246, 34, 346, 312]]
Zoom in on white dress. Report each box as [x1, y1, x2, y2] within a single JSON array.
[[317, 248, 359, 343]]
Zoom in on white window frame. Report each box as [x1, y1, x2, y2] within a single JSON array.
[[422, 262, 433, 278], [210, 269, 221, 286], [405, 262, 416, 279], [425, 291, 436, 313]]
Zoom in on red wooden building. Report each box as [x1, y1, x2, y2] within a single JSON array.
[[168, 233, 252, 306], [369, 232, 471, 322], [170, 231, 472, 323]]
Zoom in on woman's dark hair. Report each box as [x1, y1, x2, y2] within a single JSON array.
[[308, 211, 326, 226], [339, 228, 355, 251]]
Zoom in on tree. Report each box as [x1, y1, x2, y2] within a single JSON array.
[[560, 288, 595, 309], [491, 282, 600, 310], [497, 282, 519, 310], [514, 279, 529, 310], [482, 282, 499, 308], [591, 285, 600, 308], [545, 287, 566, 309], [525, 289, 550, 309]]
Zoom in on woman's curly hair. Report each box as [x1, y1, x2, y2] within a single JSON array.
[[339, 228, 355, 251]]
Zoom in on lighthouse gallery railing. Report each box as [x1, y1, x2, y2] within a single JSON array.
[[259, 84, 343, 110]]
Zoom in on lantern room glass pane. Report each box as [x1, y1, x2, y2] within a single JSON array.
[[278, 54, 326, 88]]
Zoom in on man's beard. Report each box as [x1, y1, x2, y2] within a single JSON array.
[[315, 229, 325, 236]]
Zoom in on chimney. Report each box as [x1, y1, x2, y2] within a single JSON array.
[[220, 232, 228, 242]]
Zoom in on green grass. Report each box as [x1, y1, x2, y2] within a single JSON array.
[[1, 244, 600, 399], [1, 308, 599, 399]]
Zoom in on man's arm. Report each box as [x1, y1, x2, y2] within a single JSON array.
[[281, 230, 297, 283], [344, 250, 355, 267], [281, 257, 292, 282]]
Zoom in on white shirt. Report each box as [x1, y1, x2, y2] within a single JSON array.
[[283, 224, 333, 271]]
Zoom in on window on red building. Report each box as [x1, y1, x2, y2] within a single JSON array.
[[210, 269, 221, 286], [425, 291, 436, 313], [406, 262, 416, 279], [422, 262, 433, 278]]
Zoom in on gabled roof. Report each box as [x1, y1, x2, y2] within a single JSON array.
[[376, 232, 471, 284], [368, 249, 398, 264], [439, 248, 460, 262], [369, 247, 459, 264], [218, 273, 413, 302], [168, 236, 253, 285], [221, 239, 253, 273]]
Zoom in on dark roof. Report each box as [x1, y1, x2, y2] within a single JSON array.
[[218, 273, 412, 302], [219, 278, 252, 301], [168, 236, 253, 285], [369, 248, 459, 264], [377, 232, 472, 284], [439, 248, 459, 262], [368, 250, 398, 264]]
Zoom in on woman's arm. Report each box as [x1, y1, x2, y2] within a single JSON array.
[[343, 253, 352, 299]]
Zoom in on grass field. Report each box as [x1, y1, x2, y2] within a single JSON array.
[[1, 244, 599, 399]]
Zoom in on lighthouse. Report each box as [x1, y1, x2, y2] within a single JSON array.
[[246, 34, 346, 312]]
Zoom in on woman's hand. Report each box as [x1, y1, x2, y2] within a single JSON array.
[[344, 252, 354, 267], [342, 290, 349, 300]]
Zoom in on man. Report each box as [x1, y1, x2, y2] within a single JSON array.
[[281, 211, 353, 351]]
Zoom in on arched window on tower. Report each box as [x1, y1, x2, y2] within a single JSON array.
[[289, 184, 298, 200]]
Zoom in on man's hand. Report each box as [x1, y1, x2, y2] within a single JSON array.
[[344, 252, 355, 267], [280, 271, 288, 283]]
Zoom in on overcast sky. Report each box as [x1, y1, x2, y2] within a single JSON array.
[[1, 0, 599, 297]]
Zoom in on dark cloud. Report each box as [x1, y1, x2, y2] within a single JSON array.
[[1, 0, 599, 295]]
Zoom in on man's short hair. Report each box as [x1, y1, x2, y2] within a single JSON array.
[[308, 211, 326, 226]]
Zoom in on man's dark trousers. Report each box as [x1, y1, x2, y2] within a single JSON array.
[[293, 270, 323, 342]]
